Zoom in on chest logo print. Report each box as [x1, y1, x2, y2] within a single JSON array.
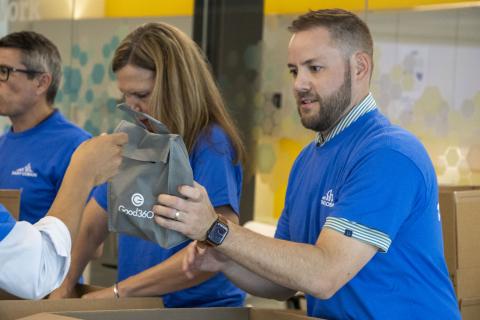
[[11, 163, 38, 178]]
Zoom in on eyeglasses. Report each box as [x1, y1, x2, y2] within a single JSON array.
[[0, 64, 44, 82]]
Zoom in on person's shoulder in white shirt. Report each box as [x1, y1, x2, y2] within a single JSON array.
[[0, 209, 71, 299]]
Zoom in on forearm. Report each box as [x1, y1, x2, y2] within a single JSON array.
[[46, 166, 94, 242], [62, 201, 109, 290], [62, 229, 106, 290], [119, 247, 214, 297], [121, 207, 238, 297], [219, 222, 332, 299], [221, 258, 296, 300]]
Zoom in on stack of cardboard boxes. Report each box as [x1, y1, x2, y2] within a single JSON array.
[[439, 186, 480, 320], [3, 186, 479, 319]]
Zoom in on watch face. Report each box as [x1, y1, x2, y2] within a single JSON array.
[[208, 220, 229, 245]]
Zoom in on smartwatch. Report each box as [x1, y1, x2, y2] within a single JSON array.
[[204, 216, 229, 246]]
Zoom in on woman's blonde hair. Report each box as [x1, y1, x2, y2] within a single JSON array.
[[112, 22, 245, 164]]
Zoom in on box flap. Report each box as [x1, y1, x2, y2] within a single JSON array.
[[460, 296, 480, 320], [53, 308, 247, 320], [461, 296, 480, 306], [454, 190, 480, 269], [251, 308, 316, 319], [0, 297, 163, 320], [439, 189, 458, 272], [0, 189, 21, 220], [454, 267, 480, 299], [18, 308, 319, 320], [18, 313, 77, 320]]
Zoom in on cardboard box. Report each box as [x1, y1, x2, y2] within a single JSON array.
[[454, 267, 480, 298], [453, 190, 480, 269], [460, 297, 480, 320], [438, 186, 480, 273], [0, 284, 163, 320], [18, 307, 319, 320], [0, 189, 21, 220]]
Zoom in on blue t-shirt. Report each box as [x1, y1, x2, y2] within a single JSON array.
[[0, 110, 91, 224], [0, 204, 15, 242], [275, 110, 460, 319], [94, 124, 245, 308]]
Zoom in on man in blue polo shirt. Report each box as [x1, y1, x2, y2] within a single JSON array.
[[154, 9, 461, 319], [0, 31, 91, 225]]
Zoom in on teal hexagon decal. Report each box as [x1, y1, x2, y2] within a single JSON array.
[[91, 64, 105, 84], [107, 98, 117, 112], [72, 45, 81, 59], [84, 119, 100, 136], [55, 90, 64, 103], [63, 67, 82, 95], [85, 89, 94, 103], [79, 52, 88, 66], [102, 43, 111, 59]]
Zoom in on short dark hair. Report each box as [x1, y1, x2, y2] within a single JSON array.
[[0, 31, 62, 105], [289, 9, 373, 61]]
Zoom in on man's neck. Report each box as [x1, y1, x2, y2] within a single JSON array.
[[319, 90, 370, 138], [10, 103, 54, 133]]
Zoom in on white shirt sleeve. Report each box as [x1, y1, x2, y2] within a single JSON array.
[[0, 216, 71, 299]]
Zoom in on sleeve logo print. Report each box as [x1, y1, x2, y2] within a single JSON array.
[[321, 189, 335, 207]]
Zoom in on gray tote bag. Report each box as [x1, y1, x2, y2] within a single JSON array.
[[108, 104, 192, 248]]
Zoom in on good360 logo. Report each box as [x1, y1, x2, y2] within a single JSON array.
[[118, 193, 154, 219], [131, 193, 144, 207]]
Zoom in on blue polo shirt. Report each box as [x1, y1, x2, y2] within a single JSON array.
[[0, 204, 15, 242], [275, 94, 460, 319], [94, 124, 245, 308], [0, 110, 91, 224]]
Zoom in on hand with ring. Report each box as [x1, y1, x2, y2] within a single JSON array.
[[153, 182, 218, 241]]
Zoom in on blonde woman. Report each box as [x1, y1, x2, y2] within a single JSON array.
[[50, 22, 246, 307]]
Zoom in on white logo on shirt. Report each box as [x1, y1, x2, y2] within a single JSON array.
[[437, 203, 441, 222], [321, 189, 335, 207], [11, 163, 38, 178], [131, 193, 144, 207]]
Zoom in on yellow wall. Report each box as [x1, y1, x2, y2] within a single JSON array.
[[102, 0, 479, 17], [265, 0, 479, 14], [105, 0, 193, 17]]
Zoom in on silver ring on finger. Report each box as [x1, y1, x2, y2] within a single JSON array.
[[174, 210, 181, 221]]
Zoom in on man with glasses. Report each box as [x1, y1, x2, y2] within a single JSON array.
[[0, 31, 92, 226]]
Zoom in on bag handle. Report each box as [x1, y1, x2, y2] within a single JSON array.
[[117, 103, 170, 134]]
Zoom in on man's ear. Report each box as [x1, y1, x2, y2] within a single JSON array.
[[352, 51, 371, 81], [34, 72, 52, 96]]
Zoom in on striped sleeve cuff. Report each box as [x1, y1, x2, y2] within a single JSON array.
[[323, 217, 392, 253]]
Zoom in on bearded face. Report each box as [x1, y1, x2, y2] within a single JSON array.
[[296, 65, 352, 133]]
